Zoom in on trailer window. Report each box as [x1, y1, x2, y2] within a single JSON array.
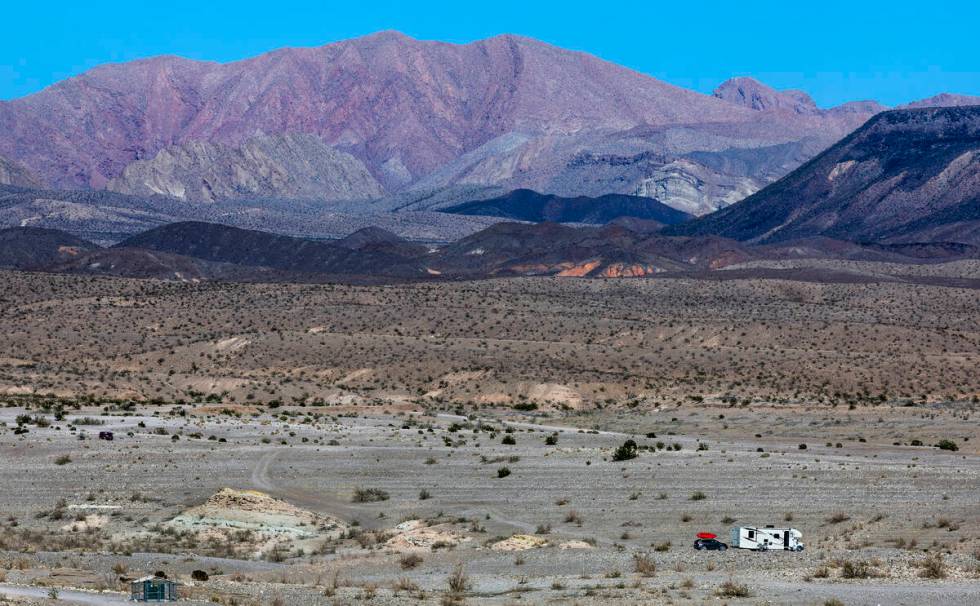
[[747, 530, 755, 539]]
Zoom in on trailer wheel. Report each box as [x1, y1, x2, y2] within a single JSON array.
[[795, 545, 804, 552], [719, 545, 727, 552], [758, 544, 767, 552]]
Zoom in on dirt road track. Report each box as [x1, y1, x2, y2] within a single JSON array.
[[250, 449, 385, 529]]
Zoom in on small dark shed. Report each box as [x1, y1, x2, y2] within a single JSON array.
[[131, 576, 178, 601]]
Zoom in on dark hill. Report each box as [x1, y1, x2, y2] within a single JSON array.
[[118, 222, 428, 278], [430, 221, 754, 277], [0, 227, 99, 269], [441, 189, 692, 225]]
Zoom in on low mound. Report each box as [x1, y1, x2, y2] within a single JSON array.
[[385, 519, 469, 552], [491, 534, 549, 551], [168, 488, 344, 557]]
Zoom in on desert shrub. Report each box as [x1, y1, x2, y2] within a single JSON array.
[[611, 439, 638, 461], [632, 553, 656, 576], [54, 455, 72, 465], [689, 491, 707, 501], [918, 553, 947, 579], [446, 564, 470, 593], [716, 579, 750, 597], [352, 487, 389, 503], [497, 467, 511, 478], [935, 439, 958, 452], [501, 435, 516, 445], [840, 560, 874, 579], [544, 434, 558, 445], [400, 553, 423, 570], [826, 512, 850, 524], [191, 570, 209, 581], [74, 417, 104, 425]]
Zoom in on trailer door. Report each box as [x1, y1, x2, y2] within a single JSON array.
[[783, 531, 789, 548]]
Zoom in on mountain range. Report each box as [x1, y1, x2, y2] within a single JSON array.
[[0, 31, 978, 267], [0, 31, 945, 217]]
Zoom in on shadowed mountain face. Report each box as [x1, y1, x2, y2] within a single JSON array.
[[670, 106, 980, 245], [440, 189, 692, 225], [0, 33, 888, 215]]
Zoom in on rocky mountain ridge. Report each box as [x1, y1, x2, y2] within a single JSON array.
[[670, 105, 980, 245], [0, 32, 892, 214]]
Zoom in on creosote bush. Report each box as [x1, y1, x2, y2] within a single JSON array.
[[612, 439, 638, 461], [352, 487, 389, 503], [716, 579, 751, 598]]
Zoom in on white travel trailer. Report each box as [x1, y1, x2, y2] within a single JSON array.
[[730, 526, 804, 551]]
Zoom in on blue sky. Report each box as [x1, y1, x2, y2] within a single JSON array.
[[2, 0, 977, 106]]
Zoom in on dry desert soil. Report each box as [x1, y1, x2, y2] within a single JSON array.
[[0, 265, 978, 605]]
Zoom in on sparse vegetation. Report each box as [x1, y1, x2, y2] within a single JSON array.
[[612, 439, 638, 461], [352, 487, 389, 503], [633, 553, 656, 576], [716, 579, 751, 598]]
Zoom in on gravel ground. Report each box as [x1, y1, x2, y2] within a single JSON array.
[[0, 405, 977, 605]]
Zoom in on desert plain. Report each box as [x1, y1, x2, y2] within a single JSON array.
[[0, 264, 978, 605]]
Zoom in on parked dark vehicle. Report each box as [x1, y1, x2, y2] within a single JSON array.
[[694, 538, 728, 551]]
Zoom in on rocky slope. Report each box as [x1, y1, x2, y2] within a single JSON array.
[[670, 106, 980, 244], [107, 133, 385, 202], [901, 93, 980, 109], [0, 156, 42, 188]]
